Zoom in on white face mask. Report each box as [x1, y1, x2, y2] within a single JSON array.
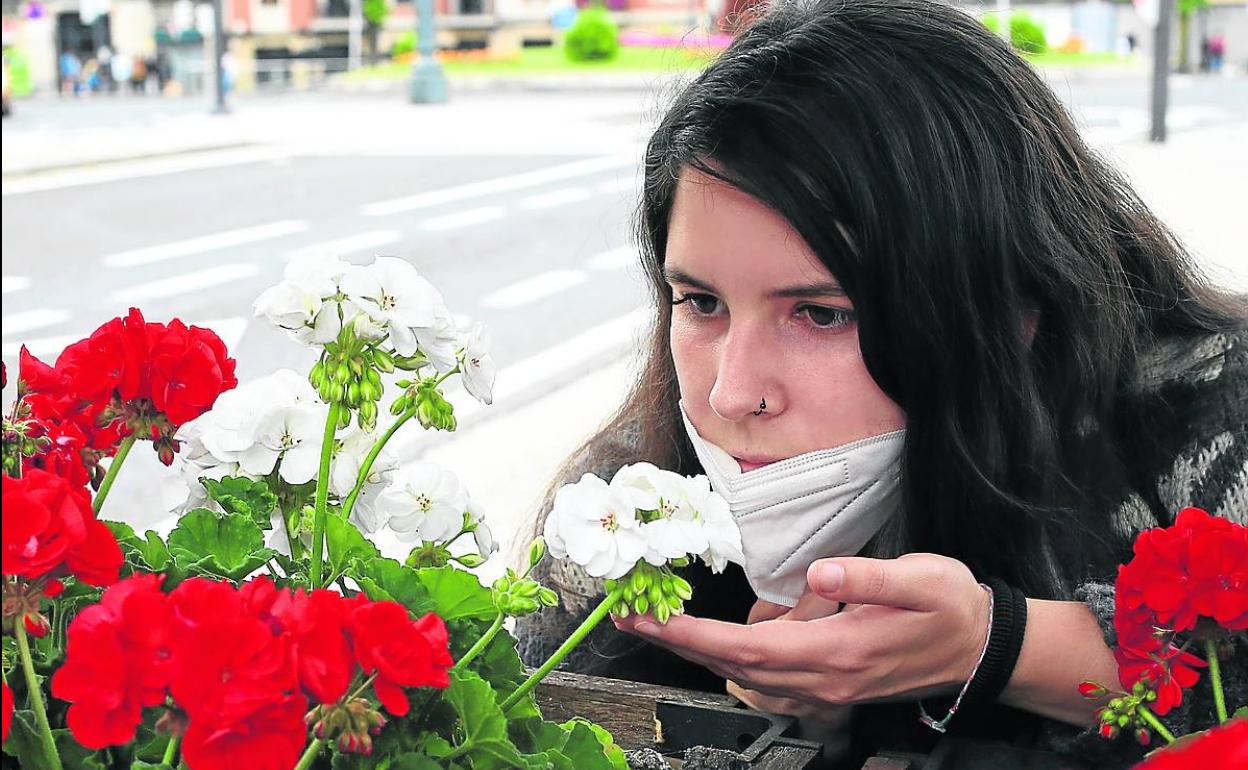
[[679, 403, 906, 606]]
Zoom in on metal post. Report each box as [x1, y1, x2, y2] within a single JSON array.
[[409, 0, 448, 103], [349, 0, 363, 70], [1150, 0, 1174, 141], [212, 0, 229, 113]]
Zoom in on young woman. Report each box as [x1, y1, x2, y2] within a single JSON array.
[[515, 1, 1247, 767]]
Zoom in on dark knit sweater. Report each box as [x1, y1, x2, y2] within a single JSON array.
[[514, 330, 1248, 769]]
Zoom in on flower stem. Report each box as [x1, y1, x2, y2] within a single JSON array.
[[292, 738, 326, 770], [161, 735, 180, 766], [92, 434, 136, 514], [309, 402, 342, 589], [340, 406, 416, 523], [453, 613, 505, 672], [1137, 705, 1177, 744], [15, 621, 64, 770], [1205, 638, 1228, 723], [499, 586, 623, 712]]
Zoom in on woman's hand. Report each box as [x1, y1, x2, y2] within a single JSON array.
[[612, 553, 991, 708]]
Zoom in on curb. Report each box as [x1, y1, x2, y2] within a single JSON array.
[[1, 141, 259, 180]]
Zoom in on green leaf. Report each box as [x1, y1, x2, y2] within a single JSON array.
[[416, 566, 496, 622], [387, 755, 443, 770], [54, 729, 111, 770], [560, 720, 627, 770], [130, 763, 174, 770], [167, 509, 276, 582], [1235, 705, 1248, 720], [325, 514, 379, 582], [201, 476, 278, 530], [356, 557, 435, 614], [445, 669, 540, 769], [2, 710, 43, 760]]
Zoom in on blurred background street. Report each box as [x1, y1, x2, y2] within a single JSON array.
[[2, 0, 1247, 573]]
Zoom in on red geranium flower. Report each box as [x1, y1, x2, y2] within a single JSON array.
[[346, 602, 453, 717], [267, 587, 355, 706], [180, 692, 309, 770], [145, 319, 238, 427], [1, 469, 122, 586], [2, 680, 12, 744], [51, 574, 175, 748], [1131, 718, 1248, 769], [1114, 642, 1207, 715]]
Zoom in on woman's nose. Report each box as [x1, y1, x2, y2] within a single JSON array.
[[707, 324, 780, 422]]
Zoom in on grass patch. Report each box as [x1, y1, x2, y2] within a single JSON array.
[[1025, 51, 1139, 68]]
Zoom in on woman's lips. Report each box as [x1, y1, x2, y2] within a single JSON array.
[[733, 457, 777, 472]]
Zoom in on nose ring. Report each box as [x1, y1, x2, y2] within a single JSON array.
[[752, 397, 767, 417]]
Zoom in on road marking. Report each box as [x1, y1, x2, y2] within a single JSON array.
[[420, 206, 506, 232], [479, 269, 588, 309], [102, 220, 308, 268], [110, 263, 259, 302], [2, 147, 290, 197], [2, 275, 31, 295], [3, 315, 249, 358], [585, 246, 637, 271], [392, 307, 650, 455], [517, 187, 593, 211], [2, 309, 71, 336], [285, 230, 402, 260], [361, 155, 635, 217], [2, 333, 81, 358]]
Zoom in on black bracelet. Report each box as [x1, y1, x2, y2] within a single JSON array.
[[961, 577, 1029, 708]]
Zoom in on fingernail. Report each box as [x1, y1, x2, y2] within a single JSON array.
[[634, 621, 661, 637], [812, 563, 845, 593]]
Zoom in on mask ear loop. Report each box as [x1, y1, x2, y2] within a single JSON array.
[[752, 397, 767, 417]]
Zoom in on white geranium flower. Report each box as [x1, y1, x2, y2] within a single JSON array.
[[456, 320, 497, 406], [238, 400, 330, 485], [376, 462, 469, 543], [466, 495, 497, 558], [331, 426, 398, 534], [254, 255, 359, 346], [340, 257, 447, 358], [413, 300, 460, 373], [612, 463, 710, 566], [682, 475, 744, 573], [544, 473, 648, 580]]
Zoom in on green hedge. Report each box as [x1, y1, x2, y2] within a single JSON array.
[[564, 6, 620, 63], [982, 13, 1048, 55]]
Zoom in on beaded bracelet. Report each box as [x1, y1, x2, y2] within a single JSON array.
[[916, 582, 993, 733]]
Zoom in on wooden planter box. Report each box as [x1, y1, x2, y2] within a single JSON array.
[[533, 671, 1089, 770]]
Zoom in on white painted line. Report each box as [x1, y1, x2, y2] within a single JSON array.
[[285, 230, 402, 260], [480, 270, 588, 309], [420, 206, 506, 232], [2, 275, 31, 295], [361, 155, 635, 217], [517, 187, 593, 211], [586, 246, 637, 271], [2, 147, 290, 197], [392, 307, 649, 454], [2, 333, 81, 358], [2, 309, 72, 336], [110, 263, 259, 303], [102, 220, 308, 268]]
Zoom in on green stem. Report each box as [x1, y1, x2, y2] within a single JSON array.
[[292, 738, 326, 770], [1137, 705, 1177, 744], [15, 621, 64, 770], [309, 402, 342, 589], [92, 434, 136, 514], [1205, 638, 1228, 723], [499, 586, 623, 712], [453, 613, 506, 672], [340, 406, 416, 523], [161, 735, 180, 766]]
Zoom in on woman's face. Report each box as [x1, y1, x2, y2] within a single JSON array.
[[666, 167, 906, 472]]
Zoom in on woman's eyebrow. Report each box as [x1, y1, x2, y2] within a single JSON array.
[[664, 267, 845, 298]]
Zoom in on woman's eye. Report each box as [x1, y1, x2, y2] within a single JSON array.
[[673, 293, 721, 316], [800, 305, 855, 329]]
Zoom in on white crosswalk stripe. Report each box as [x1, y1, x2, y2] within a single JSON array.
[[102, 220, 308, 268], [110, 263, 259, 302], [479, 269, 589, 309]]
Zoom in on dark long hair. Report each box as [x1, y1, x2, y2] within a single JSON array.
[[527, 0, 1245, 600]]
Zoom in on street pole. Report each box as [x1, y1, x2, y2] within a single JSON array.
[[1150, 0, 1174, 142], [349, 0, 363, 71], [409, 0, 447, 103], [211, 0, 229, 114]]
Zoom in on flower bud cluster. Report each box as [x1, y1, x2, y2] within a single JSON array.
[[606, 562, 693, 624], [308, 326, 396, 432], [305, 697, 388, 755], [491, 568, 559, 618], [1083, 679, 1159, 744]]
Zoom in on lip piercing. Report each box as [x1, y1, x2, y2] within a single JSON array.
[[752, 397, 767, 416]]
